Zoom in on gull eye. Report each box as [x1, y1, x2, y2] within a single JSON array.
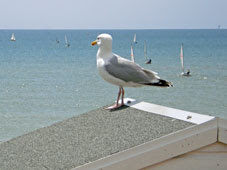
[[97, 37, 100, 40]]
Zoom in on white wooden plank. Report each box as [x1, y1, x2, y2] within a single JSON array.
[[124, 98, 215, 125], [72, 118, 217, 170], [143, 142, 227, 170], [218, 118, 227, 144]]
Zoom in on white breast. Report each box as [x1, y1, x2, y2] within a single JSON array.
[[97, 58, 121, 85]]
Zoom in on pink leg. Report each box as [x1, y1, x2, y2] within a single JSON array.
[[105, 87, 124, 110], [116, 87, 122, 105], [121, 87, 125, 105]]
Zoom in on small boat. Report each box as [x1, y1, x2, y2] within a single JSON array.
[[56, 38, 60, 43], [180, 43, 190, 76], [130, 44, 135, 62], [144, 41, 152, 64], [65, 35, 70, 47], [133, 34, 137, 44], [11, 33, 16, 41]]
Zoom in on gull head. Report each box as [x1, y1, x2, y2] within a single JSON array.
[[91, 33, 112, 50]]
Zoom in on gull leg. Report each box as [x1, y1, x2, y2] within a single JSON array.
[[105, 87, 124, 110], [121, 87, 125, 105], [116, 87, 122, 105]]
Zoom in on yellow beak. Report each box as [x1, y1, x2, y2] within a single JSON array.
[[91, 40, 97, 46]]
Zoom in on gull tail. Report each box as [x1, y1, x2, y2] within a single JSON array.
[[145, 79, 173, 87]]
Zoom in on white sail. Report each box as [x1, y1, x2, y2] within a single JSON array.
[[180, 43, 184, 73], [133, 34, 137, 44], [65, 35, 68, 44], [131, 44, 135, 62], [11, 33, 16, 41], [65, 35, 70, 47]]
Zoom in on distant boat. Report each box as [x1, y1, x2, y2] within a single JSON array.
[[144, 41, 152, 64], [56, 38, 60, 43], [10, 33, 16, 41], [180, 43, 190, 76], [130, 44, 135, 62], [65, 35, 70, 47], [133, 34, 137, 44]]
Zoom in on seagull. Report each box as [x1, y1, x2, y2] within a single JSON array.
[[91, 33, 173, 110]]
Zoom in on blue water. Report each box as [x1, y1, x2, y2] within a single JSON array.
[[0, 29, 227, 142]]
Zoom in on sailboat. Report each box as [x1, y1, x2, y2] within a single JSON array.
[[130, 44, 135, 62], [65, 35, 70, 47], [10, 33, 16, 41], [144, 41, 152, 64], [180, 43, 190, 76], [56, 38, 60, 43], [133, 34, 137, 44]]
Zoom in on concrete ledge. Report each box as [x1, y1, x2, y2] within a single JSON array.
[[0, 98, 224, 170], [73, 118, 217, 170]]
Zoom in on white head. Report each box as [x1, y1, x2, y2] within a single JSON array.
[[91, 33, 112, 51]]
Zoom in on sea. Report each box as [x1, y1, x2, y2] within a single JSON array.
[[0, 29, 227, 142]]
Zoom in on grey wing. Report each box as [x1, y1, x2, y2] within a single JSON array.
[[105, 55, 159, 84]]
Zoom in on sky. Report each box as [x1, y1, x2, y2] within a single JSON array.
[[0, 0, 226, 29]]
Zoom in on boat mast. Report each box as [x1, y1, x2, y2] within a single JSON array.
[[65, 35, 68, 44], [144, 41, 148, 62], [65, 35, 70, 47], [180, 43, 184, 73], [133, 34, 137, 44], [131, 44, 135, 62]]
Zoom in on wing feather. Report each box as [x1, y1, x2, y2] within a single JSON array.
[[104, 54, 159, 84]]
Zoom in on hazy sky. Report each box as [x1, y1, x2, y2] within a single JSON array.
[[0, 0, 226, 29]]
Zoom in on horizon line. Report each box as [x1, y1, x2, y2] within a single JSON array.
[[0, 28, 226, 30]]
